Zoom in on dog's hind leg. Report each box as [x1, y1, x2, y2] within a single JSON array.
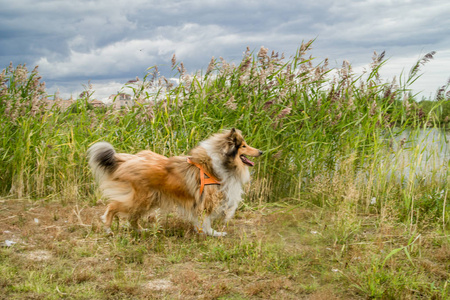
[[129, 215, 140, 232], [101, 201, 128, 234], [101, 206, 114, 235]]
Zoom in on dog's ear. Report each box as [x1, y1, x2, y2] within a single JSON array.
[[227, 128, 239, 144], [225, 128, 242, 156], [228, 127, 236, 140], [228, 128, 236, 138]]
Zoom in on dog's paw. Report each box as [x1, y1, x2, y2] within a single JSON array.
[[212, 231, 227, 237], [104, 227, 114, 236]]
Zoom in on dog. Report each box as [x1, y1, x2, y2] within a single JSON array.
[[88, 128, 263, 236]]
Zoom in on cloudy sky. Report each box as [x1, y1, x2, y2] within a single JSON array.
[[1, 0, 449, 101]]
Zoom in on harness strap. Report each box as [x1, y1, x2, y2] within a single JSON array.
[[187, 157, 220, 196]]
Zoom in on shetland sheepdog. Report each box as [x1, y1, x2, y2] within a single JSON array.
[[88, 128, 263, 236]]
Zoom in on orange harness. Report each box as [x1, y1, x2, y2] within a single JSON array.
[[187, 157, 221, 196]]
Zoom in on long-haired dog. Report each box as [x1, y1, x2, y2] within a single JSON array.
[[88, 128, 263, 236]]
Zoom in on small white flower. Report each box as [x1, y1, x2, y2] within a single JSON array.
[[310, 230, 318, 235], [5, 240, 16, 247], [34, 218, 39, 224], [370, 197, 376, 205], [332, 268, 339, 272]]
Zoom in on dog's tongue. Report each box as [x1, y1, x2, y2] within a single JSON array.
[[241, 155, 255, 167]]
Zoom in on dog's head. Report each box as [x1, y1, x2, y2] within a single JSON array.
[[224, 128, 263, 167]]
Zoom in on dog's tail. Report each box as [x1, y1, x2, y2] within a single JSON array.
[[87, 142, 117, 182]]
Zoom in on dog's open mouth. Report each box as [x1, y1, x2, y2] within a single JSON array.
[[240, 155, 255, 167]]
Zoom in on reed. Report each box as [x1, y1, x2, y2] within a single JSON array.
[[0, 43, 447, 228], [1, 43, 449, 299]]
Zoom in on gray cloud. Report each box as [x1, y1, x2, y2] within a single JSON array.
[[1, 0, 449, 99]]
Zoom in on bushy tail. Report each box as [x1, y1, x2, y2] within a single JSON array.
[[87, 142, 117, 182], [88, 142, 134, 203]]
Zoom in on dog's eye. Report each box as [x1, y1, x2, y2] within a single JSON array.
[[242, 145, 246, 148]]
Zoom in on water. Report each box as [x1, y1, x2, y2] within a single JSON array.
[[389, 128, 450, 184]]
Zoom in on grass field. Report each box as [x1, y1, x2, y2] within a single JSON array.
[[1, 198, 448, 299], [1, 43, 449, 299]]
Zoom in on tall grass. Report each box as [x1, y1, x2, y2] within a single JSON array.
[[0, 42, 448, 228]]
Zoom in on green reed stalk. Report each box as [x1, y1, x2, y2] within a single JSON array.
[[0, 45, 447, 228]]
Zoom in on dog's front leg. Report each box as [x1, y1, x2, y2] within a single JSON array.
[[194, 216, 227, 237], [224, 202, 239, 223]]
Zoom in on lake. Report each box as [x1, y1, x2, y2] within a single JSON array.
[[388, 128, 449, 184]]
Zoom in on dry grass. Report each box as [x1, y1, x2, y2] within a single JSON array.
[[0, 198, 448, 299]]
